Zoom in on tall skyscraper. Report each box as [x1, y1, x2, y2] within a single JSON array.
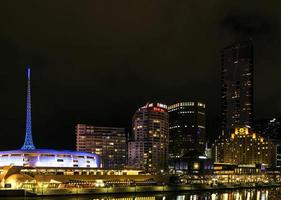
[[76, 124, 127, 169], [128, 103, 169, 171], [168, 102, 206, 158], [221, 40, 254, 134]]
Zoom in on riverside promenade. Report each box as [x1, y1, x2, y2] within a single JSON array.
[[0, 183, 280, 197]]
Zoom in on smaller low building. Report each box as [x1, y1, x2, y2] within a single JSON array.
[[0, 149, 100, 168], [213, 163, 267, 175], [169, 151, 213, 174], [0, 166, 165, 190]]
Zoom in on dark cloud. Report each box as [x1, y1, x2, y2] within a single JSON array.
[[220, 11, 277, 38]]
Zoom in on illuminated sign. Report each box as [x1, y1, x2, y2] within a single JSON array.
[[235, 127, 249, 135], [153, 107, 165, 113]]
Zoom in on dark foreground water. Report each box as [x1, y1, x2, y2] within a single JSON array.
[[1, 187, 281, 200]]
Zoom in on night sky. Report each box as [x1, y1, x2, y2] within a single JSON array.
[[0, 1, 281, 150]]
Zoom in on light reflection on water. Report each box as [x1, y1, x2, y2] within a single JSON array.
[[1, 187, 281, 200]]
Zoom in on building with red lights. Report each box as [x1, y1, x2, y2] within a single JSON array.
[[128, 103, 169, 171]]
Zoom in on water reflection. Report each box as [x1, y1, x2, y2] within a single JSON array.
[[1, 187, 281, 200]]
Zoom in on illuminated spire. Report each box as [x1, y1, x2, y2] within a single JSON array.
[[21, 67, 36, 150]]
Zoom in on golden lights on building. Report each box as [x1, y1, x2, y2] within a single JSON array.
[[214, 127, 275, 166]]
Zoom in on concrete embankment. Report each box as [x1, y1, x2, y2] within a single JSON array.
[[0, 189, 34, 197], [1, 183, 280, 196]]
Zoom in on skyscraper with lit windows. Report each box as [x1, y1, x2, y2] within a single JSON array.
[[168, 101, 206, 159], [221, 40, 253, 135], [128, 103, 169, 171]]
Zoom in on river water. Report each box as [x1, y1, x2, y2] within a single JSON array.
[[1, 187, 281, 200]]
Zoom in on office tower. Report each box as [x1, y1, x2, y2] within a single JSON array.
[[128, 103, 169, 171], [76, 124, 127, 169], [168, 102, 206, 158], [213, 127, 275, 167], [221, 41, 254, 135]]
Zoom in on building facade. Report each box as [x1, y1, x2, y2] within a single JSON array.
[[76, 124, 127, 169], [221, 41, 254, 135], [168, 102, 206, 158], [128, 103, 169, 171], [170, 155, 213, 175], [213, 127, 275, 167], [253, 118, 281, 168], [276, 143, 281, 168]]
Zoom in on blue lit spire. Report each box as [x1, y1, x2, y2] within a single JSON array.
[[21, 67, 36, 150]]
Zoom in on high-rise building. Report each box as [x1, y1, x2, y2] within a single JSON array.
[[221, 41, 254, 135], [168, 102, 206, 158], [128, 103, 169, 171], [76, 124, 126, 169]]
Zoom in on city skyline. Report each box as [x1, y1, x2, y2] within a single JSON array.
[[0, 1, 281, 150]]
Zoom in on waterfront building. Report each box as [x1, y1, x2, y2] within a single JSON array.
[[128, 103, 169, 171], [213, 127, 275, 167], [221, 41, 254, 135], [170, 150, 213, 175], [76, 124, 127, 169], [168, 102, 206, 158]]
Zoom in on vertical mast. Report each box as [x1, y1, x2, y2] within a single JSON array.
[[21, 67, 36, 150]]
